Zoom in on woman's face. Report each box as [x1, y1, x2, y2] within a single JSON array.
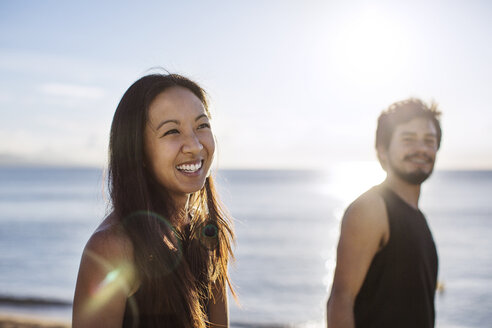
[[144, 86, 215, 203]]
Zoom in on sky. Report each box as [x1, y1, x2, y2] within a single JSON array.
[[1, 0, 491, 169]]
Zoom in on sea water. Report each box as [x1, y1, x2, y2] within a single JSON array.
[[0, 166, 491, 327]]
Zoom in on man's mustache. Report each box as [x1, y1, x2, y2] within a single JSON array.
[[403, 153, 433, 163]]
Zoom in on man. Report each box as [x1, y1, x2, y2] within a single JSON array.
[[327, 98, 441, 328]]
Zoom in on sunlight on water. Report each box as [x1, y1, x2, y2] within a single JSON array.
[[322, 161, 386, 205], [321, 223, 340, 293], [298, 320, 323, 328]]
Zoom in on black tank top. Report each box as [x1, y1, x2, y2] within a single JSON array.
[[122, 290, 180, 328], [353, 185, 438, 328]]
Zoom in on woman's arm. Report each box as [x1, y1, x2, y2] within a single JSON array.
[[208, 280, 229, 328], [72, 227, 136, 328]]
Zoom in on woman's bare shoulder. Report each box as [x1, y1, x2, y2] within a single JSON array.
[[73, 215, 137, 325], [84, 212, 134, 265]]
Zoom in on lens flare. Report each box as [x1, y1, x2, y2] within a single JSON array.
[[81, 250, 137, 321]]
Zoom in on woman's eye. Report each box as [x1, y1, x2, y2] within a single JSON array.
[[198, 123, 211, 129], [162, 129, 179, 137]]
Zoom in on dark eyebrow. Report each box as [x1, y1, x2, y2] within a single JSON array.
[[155, 114, 208, 131], [156, 119, 179, 131], [195, 114, 209, 122]]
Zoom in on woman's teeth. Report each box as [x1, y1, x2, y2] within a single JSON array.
[[176, 161, 202, 172]]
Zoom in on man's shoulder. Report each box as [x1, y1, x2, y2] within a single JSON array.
[[343, 185, 387, 226], [338, 185, 390, 249], [347, 185, 385, 213]]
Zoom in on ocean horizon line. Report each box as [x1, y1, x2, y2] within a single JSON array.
[[0, 163, 491, 173]]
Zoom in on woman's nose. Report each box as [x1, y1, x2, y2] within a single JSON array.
[[182, 133, 203, 154]]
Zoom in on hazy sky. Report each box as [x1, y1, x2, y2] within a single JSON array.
[[1, 0, 491, 169]]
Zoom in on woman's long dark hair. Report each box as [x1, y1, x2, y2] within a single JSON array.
[[108, 73, 235, 327]]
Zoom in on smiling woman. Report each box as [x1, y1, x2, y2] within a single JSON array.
[[72, 74, 235, 328], [144, 87, 216, 205]]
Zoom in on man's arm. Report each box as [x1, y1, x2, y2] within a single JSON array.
[[326, 190, 388, 328]]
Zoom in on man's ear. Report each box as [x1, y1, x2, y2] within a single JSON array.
[[376, 146, 388, 172]]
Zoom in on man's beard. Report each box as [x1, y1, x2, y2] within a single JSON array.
[[389, 153, 434, 185]]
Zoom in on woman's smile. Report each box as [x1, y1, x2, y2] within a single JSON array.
[[176, 159, 203, 174]]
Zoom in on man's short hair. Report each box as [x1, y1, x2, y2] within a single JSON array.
[[375, 98, 442, 150]]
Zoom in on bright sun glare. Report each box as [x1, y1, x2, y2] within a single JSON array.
[[332, 8, 411, 84]]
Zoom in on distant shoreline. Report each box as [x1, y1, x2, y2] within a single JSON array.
[[0, 296, 71, 307], [0, 313, 70, 328], [0, 163, 491, 172]]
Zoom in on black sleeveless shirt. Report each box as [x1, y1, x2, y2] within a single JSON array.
[[122, 291, 180, 328], [353, 185, 438, 328]]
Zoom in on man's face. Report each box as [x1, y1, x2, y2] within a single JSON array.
[[380, 117, 439, 185]]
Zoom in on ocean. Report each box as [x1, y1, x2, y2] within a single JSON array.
[[0, 166, 491, 327]]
